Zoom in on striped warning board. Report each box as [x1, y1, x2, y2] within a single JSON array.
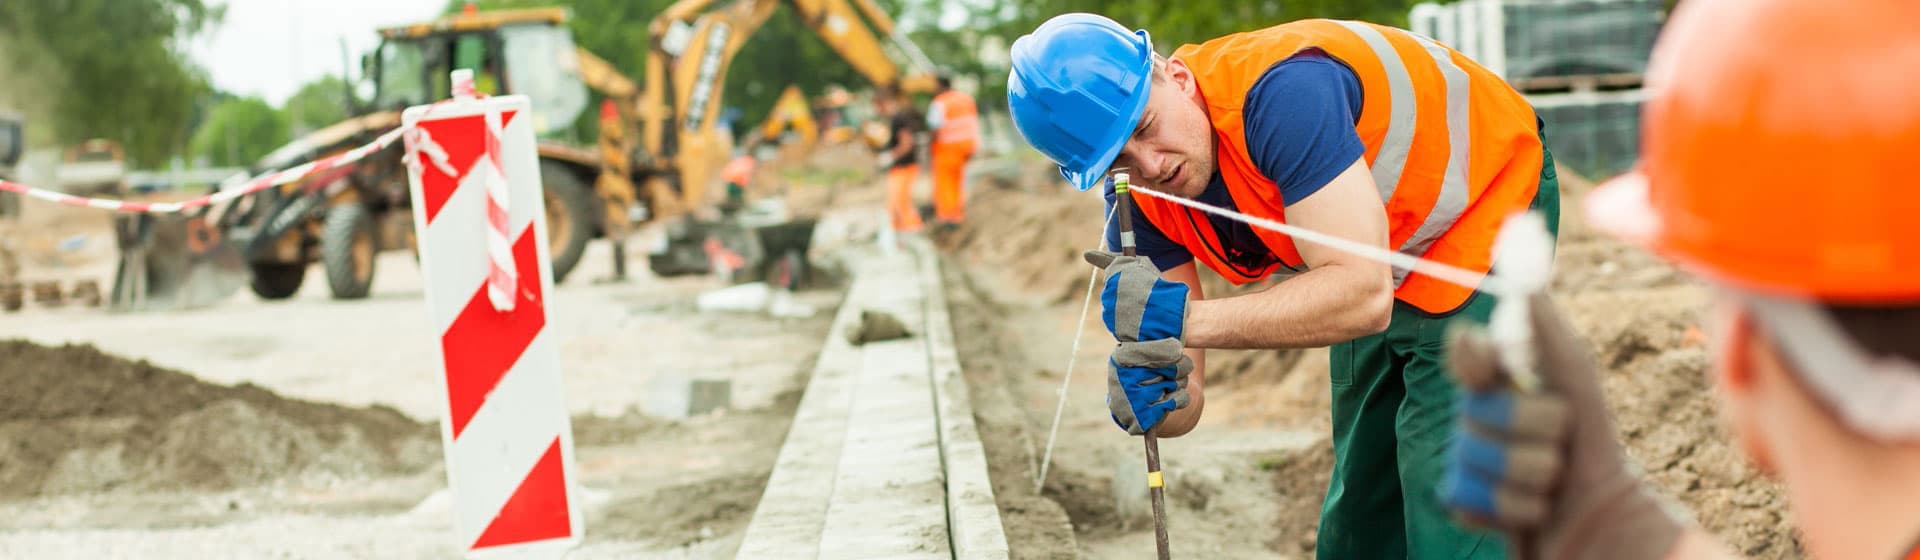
[[403, 90, 583, 557]]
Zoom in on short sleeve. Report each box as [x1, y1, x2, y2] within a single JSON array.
[[1241, 51, 1367, 206]]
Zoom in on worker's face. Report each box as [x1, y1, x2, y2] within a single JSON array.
[[1111, 58, 1215, 199]]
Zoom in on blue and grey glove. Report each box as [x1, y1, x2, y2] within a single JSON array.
[[1439, 294, 1684, 560], [1085, 250, 1192, 435]]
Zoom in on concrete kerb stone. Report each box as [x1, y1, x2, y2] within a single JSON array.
[[737, 266, 867, 558], [914, 239, 1012, 559], [738, 240, 1009, 559]]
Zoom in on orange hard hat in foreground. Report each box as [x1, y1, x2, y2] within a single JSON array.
[[1588, 0, 1920, 304]]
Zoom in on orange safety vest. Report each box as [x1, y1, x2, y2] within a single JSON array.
[[1133, 19, 1544, 314], [722, 155, 755, 186], [931, 90, 979, 147]]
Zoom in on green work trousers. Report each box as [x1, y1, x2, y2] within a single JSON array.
[[1315, 146, 1561, 560]]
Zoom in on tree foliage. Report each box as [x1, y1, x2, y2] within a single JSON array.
[[284, 75, 352, 135], [0, 0, 220, 166], [189, 97, 289, 168]]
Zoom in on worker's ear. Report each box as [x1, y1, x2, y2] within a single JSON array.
[[1710, 298, 1760, 393], [1165, 58, 1196, 95], [1710, 297, 1777, 474]]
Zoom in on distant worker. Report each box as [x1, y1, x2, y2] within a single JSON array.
[[719, 152, 755, 216], [1437, 2, 1920, 560], [819, 85, 854, 133], [1008, 13, 1559, 560], [874, 88, 924, 237], [925, 74, 978, 231]]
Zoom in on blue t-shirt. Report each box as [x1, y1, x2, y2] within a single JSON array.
[[1103, 51, 1366, 272]]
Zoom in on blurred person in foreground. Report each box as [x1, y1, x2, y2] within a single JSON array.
[[1438, 1, 1920, 559]]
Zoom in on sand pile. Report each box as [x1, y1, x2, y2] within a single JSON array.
[[0, 340, 438, 498], [943, 172, 1107, 305]]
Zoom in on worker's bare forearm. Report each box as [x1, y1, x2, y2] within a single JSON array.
[[1185, 263, 1392, 349]]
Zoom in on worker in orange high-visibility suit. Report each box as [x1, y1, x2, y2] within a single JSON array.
[[873, 88, 924, 235], [926, 74, 978, 230], [1437, 2, 1920, 560], [1009, 14, 1559, 560], [719, 153, 754, 215]]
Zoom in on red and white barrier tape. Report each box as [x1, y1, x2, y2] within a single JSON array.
[[0, 126, 409, 215], [450, 69, 517, 312]]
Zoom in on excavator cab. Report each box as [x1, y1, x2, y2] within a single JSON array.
[[368, 17, 590, 138]]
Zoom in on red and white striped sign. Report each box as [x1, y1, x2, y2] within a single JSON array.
[[403, 85, 583, 557]]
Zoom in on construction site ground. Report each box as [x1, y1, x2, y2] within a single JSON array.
[[940, 159, 1799, 559], [0, 203, 843, 556], [0, 155, 1800, 558]]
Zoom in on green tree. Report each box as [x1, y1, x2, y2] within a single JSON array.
[[284, 76, 353, 135], [0, 0, 220, 166], [189, 97, 289, 167]]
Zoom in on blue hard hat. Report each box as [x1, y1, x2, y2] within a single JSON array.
[[1007, 14, 1154, 192]]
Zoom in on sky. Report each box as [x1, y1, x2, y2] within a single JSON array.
[[188, 0, 445, 105], [187, 0, 982, 105]]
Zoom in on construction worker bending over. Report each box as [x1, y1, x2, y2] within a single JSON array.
[[1438, 2, 1920, 559], [926, 74, 978, 231], [1008, 13, 1558, 560], [874, 88, 925, 235]]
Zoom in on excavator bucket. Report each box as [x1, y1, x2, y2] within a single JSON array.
[[109, 213, 248, 311]]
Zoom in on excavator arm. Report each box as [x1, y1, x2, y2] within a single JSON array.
[[631, 0, 937, 220]]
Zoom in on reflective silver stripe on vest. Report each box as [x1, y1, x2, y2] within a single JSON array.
[[1333, 21, 1416, 204], [1395, 33, 1472, 288]]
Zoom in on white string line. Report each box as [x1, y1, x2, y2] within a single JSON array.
[[1032, 184, 1542, 492], [1129, 184, 1522, 299], [1034, 202, 1117, 494]]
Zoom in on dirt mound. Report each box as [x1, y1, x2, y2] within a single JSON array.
[[943, 172, 1106, 305], [847, 309, 912, 345], [0, 340, 438, 498], [601, 471, 771, 548], [1564, 289, 1801, 558], [1266, 437, 1335, 554]]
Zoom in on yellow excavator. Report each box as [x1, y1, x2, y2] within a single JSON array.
[[742, 84, 876, 164], [112, 2, 935, 309]]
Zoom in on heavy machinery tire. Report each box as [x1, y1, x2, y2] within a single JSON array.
[[250, 263, 305, 300], [322, 202, 377, 299], [541, 161, 595, 284]]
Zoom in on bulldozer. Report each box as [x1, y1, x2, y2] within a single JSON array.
[[112, 2, 935, 310]]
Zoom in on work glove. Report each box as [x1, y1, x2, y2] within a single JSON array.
[[1085, 250, 1192, 435], [1439, 294, 1685, 560], [876, 152, 895, 169]]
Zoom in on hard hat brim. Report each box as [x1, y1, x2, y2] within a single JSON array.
[[1586, 170, 1662, 247]]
